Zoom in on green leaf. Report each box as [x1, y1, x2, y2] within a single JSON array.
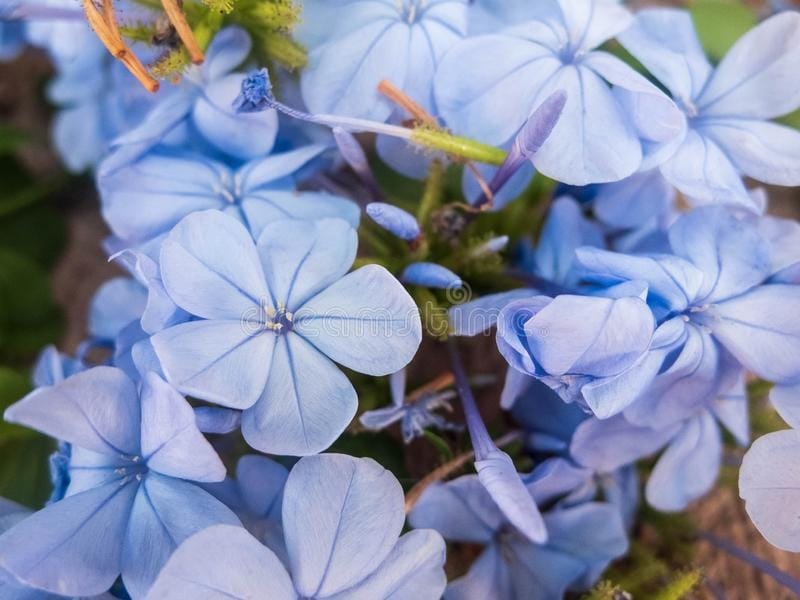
[[689, 0, 756, 62], [0, 205, 67, 267], [0, 250, 63, 361], [423, 429, 454, 462], [0, 126, 29, 155]]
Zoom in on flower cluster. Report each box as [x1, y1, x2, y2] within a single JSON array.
[[1, 0, 799, 598]]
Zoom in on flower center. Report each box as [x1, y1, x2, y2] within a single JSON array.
[[264, 304, 294, 334], [396, 0, 426, 24], [216, 172, 243, 205]]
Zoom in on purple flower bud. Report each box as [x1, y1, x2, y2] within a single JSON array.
[[366, 202, 421, 241], [402, 262, 462, 289]]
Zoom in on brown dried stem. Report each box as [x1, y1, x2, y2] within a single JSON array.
[[160, 0, 204, 64], [83, 0, 159, 92]]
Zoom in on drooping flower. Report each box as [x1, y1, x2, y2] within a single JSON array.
[[619, 9, 800, 209], [146, 454, 447, 600], [360, 369, 462, 443], [150, 210, 422, 455], [409, 465, 628, 599], [0, 367, 239, 598], [435, 0, 683, 185]]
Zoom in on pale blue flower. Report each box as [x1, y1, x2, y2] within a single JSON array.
[[0, 367, 238, 598], [409, 466, 628, 599], [619, 9, 800, 210], [150, 210, 422, 455], [435, 0, 682, 185], [146, 454, 447, 600]]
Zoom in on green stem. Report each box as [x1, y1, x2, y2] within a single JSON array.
[[417, 159, 443, 225], [411, 127, 507, 166]]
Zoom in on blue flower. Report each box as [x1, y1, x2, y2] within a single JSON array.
[[572, 375, 749, 511], [203, 455, 289, 560], [150, 210, 422, 455], [619, 9, 800, 210], [0, 367, 239, 598], [360, 369, 462, 443], [576, 205, 800, 422], [298, 0, 469, 178], [146, 454, 447, 600], [435, 0, 683, 185], [99, 143, 359, 250], [739, 383, 800, 551], [101, 27, 279, 175], [409, 467, 628, 599]]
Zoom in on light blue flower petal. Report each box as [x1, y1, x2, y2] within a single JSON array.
[[237, 144, 329, 189], [4, 366, 140, 457], [668, 205, 772, 303], [706, 284, 800, 383], [144, 525, 295, 600], [241, 334, 357, 455], [301, 21, 410, 121], [476, 449, 548, 543], [445, 545, 512, 600], [160, 210, 268, 320], [739, 429, 800, 552], [256, 218, 357, 308], [544, 501, 628, 590], [535, 196, 603, 285], [0, 481, 138, 597], [570, 414, 680, 471], [702, 119, 800, 187], [390, 369, 407, 407], [593, 169, 675, 232], [331, 529, 446, 600], [242, 191, 360, 239], [659, 129, 752, 209], [52, 101, 104, 172], [88, 277, 147, 341], [203, 27, 252, 81], [531, 64, 641, 185], [409, 477, 503, 544], [139, 373, 226, 482], [122, 474, 240, 598], [236, 455, 288, 519], [359, 406, 405, 431], [711, 376, 750, 446], [449, 290, 535, 337], [645, 412, 721, 511], [582, 51, 685, 169], [618, 8, 712, 101], [576, 247, 704, 317], [282, 454, 404, 598], [623, 325, 737, 428], [99, 151, 229, 244], [697, 12, 800, 120], [294, 264, 422, 376], [526, 458, 593, 507], [434, 34, 560, 146], [193, 73, 279, 160], [521, 294, 654, 378], [555, 0, 633, 53], [770, 383, 800, 429], [152, 320, 276, 410], [500, 367, 534, 410], [502, 540, 585, 600]]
